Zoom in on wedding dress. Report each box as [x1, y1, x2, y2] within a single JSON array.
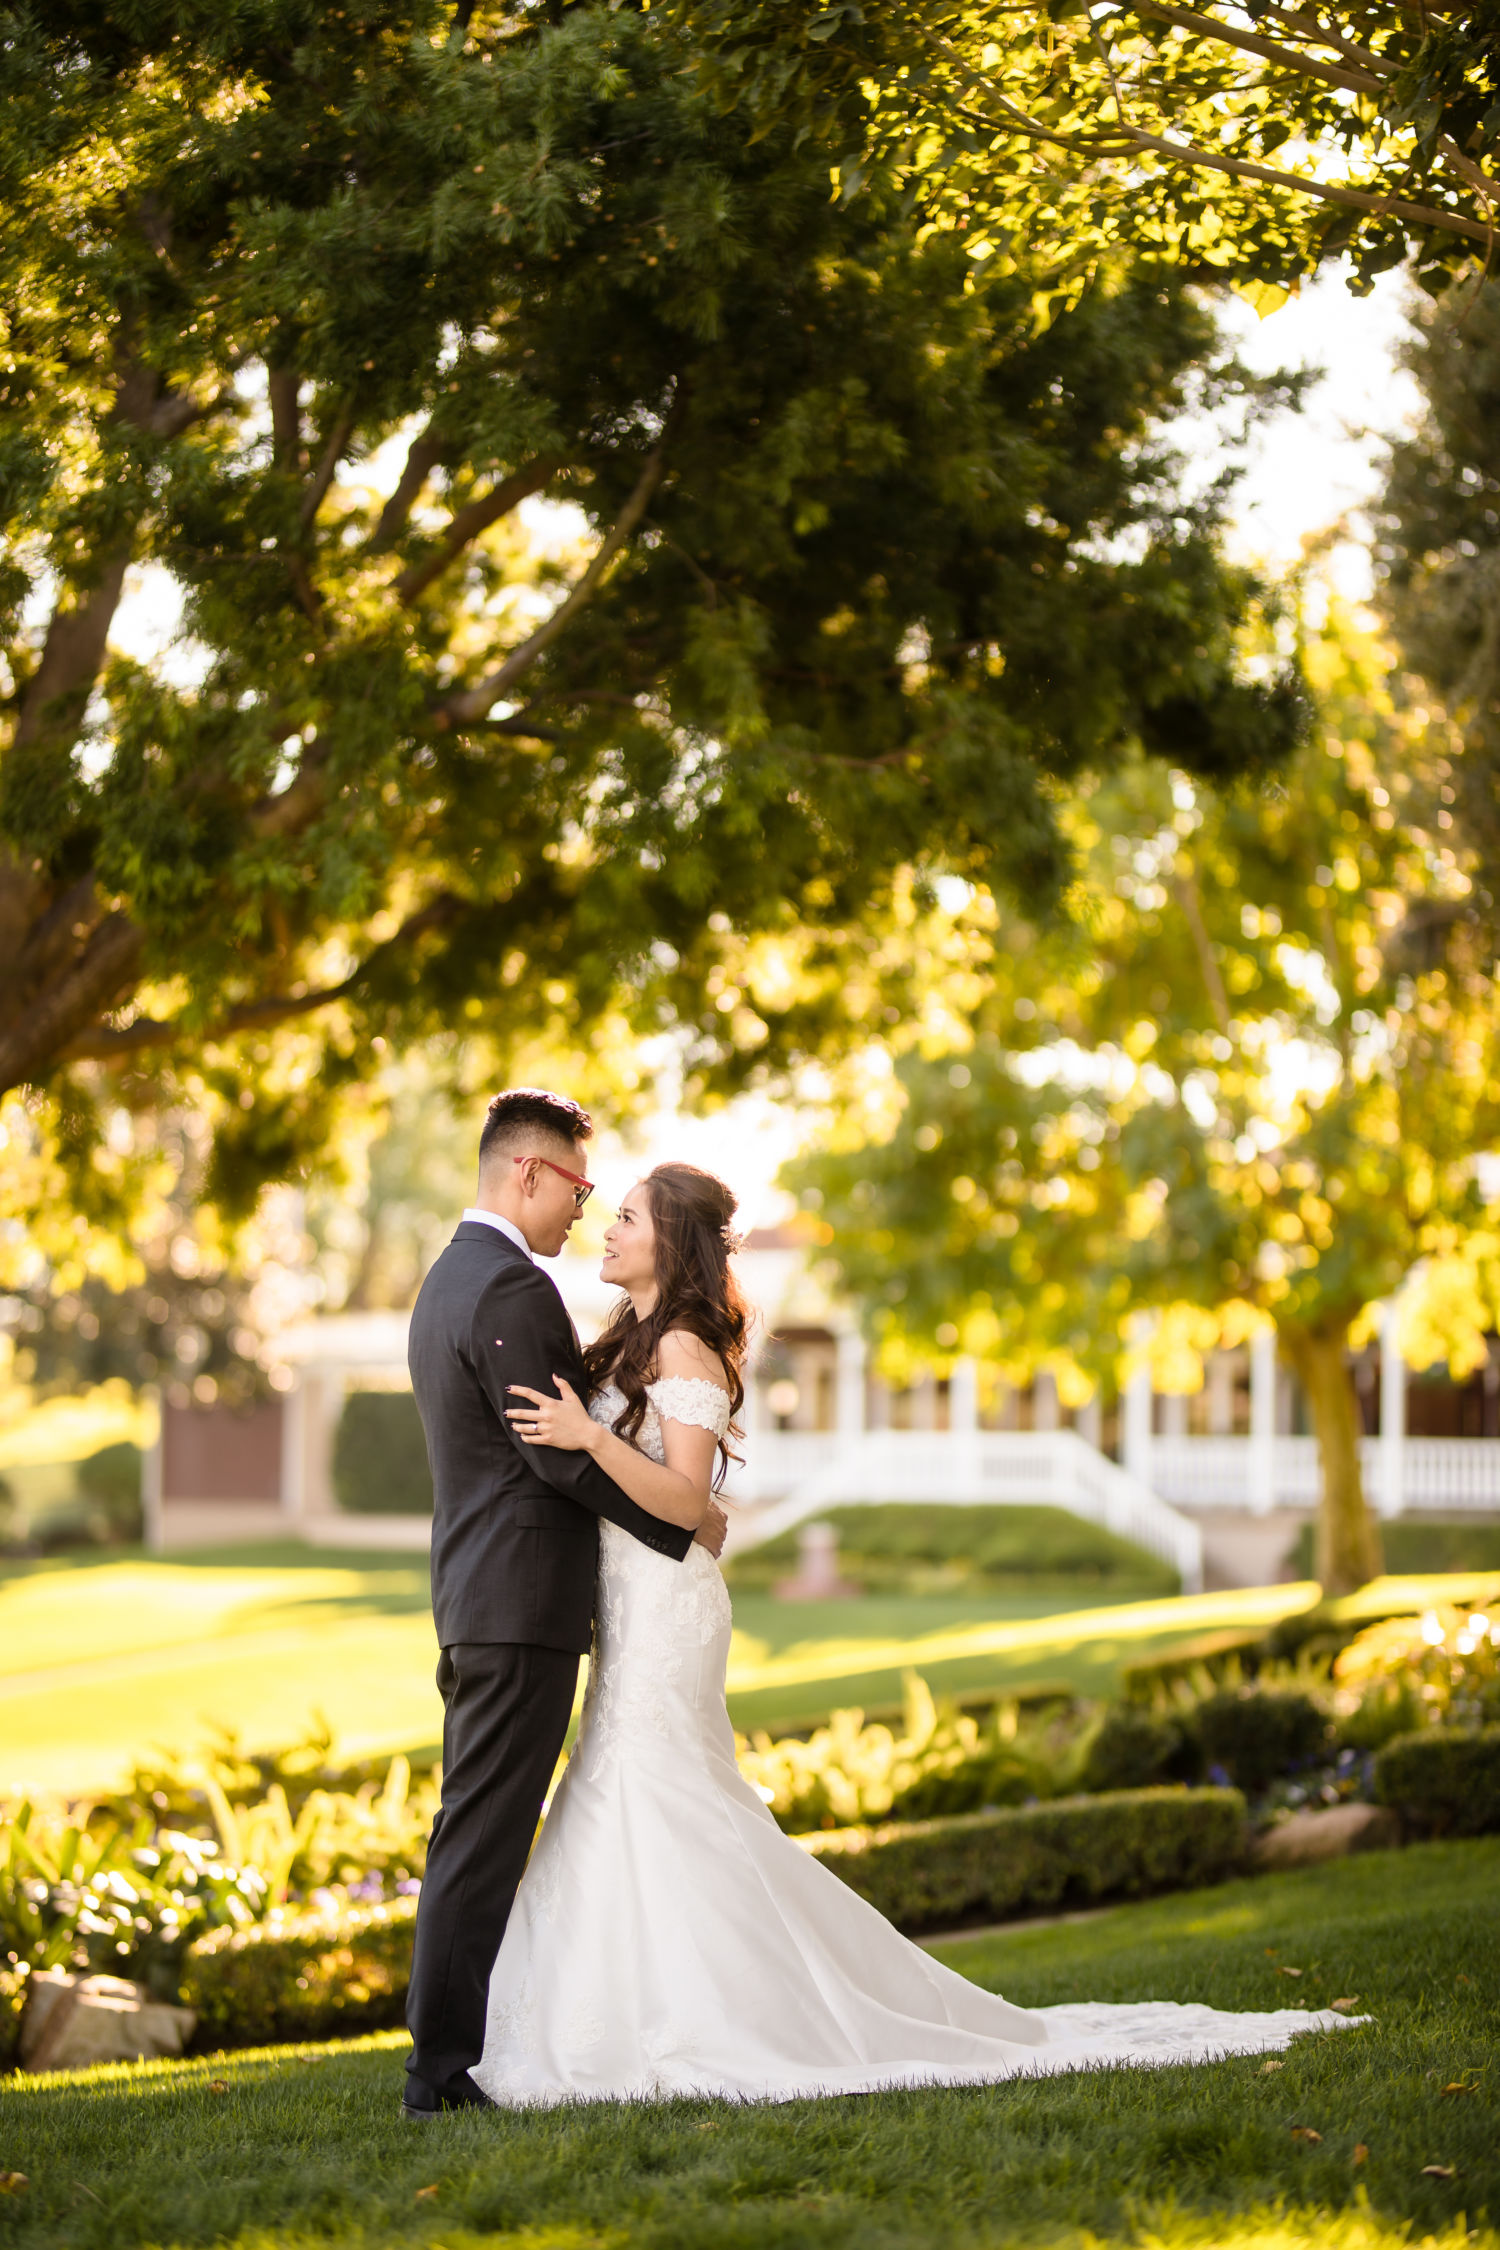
[[474, 1377, 1363, 2105]]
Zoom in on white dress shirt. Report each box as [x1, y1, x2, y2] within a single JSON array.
[[460, 1206, 534, 1261]]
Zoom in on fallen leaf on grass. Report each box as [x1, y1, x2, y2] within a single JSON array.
[[1353, 2145, 1368, 2167], [1439, 2081, 1480, 2098], [1421, 2165, 1457, 2181], [1290, 2127, 1323, 2142], [207, 2080, 229, 2095], [695, 2122, 719, 2132], [1456, 1974, 1472, 1985], [0, 2175, 28, 2196], [1260, 2060, 1284, 2074], [414, 2185, 440, 2203], [1276, 1966, 1304, 1979], [1330, 1996, 1360, 2011]]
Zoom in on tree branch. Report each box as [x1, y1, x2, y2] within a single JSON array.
[[269, 367, 302, 470], [0, 910, 145, 1093], [395, 455, 560, 603], [1171, 860, 1231, 1036], [13, 551, 132, 748], [367, 428, 447, 553], [930, 24, 1494, 245], [1131, 1, 1385, 97], [438, 399, 683, 726], [299, 404, 356, 530], [55, 893, 464, 1064]]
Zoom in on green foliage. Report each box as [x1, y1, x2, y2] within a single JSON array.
[[678, 2, 1500, 298], [0, 1798, 265, 1995], [805, 1786, 1247, 1934], [0, 0, 1297, 1252], [1374, 1723, 1500, 1837], [181, 1897, 416, 2051], [792, 606, 1500, 1594], [725, 1502, 1178, 1596], [331, 1391, 432, 1517], [737, 1671, 1072, 1832], [1194, 1689, 1329, 1795], [74, 1443, 143, 1542], [1380, 277, 1500, 921], [1077, 1705, 1194, 1793]]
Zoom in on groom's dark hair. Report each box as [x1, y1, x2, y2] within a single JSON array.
[[478, 1087, 593, 1175]]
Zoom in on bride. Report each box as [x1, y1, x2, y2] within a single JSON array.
[[484, 1160, 1360, 2105]]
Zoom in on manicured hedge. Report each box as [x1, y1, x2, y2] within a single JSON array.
[[803, 1786, 1247, 1934], [181, 1897, 417, 2049], [1373, 1724, 1500, 1839], [331, 1391, 432, 1515]]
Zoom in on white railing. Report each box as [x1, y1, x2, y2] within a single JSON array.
[[1402, 1439, 1500, 1511], [1146, 1433, 1500, 1513], [725, 1427, 1204, 1594]]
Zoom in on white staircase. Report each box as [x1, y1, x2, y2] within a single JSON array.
[[724, 1427, 1205, 1594]]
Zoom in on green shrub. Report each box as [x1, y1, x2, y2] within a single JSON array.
[[1287, 1517, 1500, 1580], [1078, 1706, 1197, 1792], [332, 1391, 432, 1515], [1373, 1724, 1500, 1838], [804, 1786, 1246, 1934], [1194, 1689, 1328, 1794], [725, 1503, 1179, 1596], [738, 1673, 1069, 1832], [182, 1897, 417, 2048], [75, 1442, 144, 1542], [0, 1961, 27, 2070]]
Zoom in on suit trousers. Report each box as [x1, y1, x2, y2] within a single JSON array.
[[405, 1639, 580, 2091]]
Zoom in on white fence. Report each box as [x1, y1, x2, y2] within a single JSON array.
[[1148, 1434, 1500, 1514], [725, 1427, 1205, 1594]]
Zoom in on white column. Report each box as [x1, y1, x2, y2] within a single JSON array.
[[835, 1329, 866, 1438], [1075, 1393, 1102, 1451], [1379, 1299, 1406, 1520], [280, 1379, 306, 1525], [1207, 1350, 1235, 1437], [1122, 1322, 1154, 1488], [1249, 1324, 1277, 1515], [1161, 1391, 1188, 1439], [949, 1356, 980, 1499], [1032, 1368, 1060, 1432], [142, 1385, 164, 1551]]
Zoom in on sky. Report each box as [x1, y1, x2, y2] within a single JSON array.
[[108, 265, 1426, 1233]]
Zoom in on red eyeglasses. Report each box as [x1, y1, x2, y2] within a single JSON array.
[[514, 1155, 594, 1210]]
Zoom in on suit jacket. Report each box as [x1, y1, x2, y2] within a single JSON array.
[[409, 1221, 694, 1650]]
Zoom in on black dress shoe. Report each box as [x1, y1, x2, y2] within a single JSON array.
[[401, 2069, 497, 2118]]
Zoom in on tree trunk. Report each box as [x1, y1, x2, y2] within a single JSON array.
[[1278, 1318, 1384, 1596]]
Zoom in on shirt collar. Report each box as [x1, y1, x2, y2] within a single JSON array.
[[460, 1207, 534, 1262]]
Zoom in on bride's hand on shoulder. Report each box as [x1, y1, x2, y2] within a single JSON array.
[[506, 1375, 598, 1453]]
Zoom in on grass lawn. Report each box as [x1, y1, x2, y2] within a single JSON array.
[[5, 1543, 1496, 1797], [1, 1839, 1494, 2250]]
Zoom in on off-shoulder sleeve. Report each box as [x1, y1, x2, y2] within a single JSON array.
[[647, 1375, 732, 1440]]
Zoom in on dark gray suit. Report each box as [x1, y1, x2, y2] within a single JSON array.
[[404, 1220, 693, 2095]]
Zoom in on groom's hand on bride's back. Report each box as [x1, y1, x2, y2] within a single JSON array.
[[693, 1501, 728, 1560]]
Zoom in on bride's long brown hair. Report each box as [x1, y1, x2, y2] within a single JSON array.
[[581, 1162, 750, 1489]]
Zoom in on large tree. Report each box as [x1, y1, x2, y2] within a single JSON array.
[[1378, 276, 1500, 922], [1, 0, 1298, 1241], [679, 3, 1500, 305], [792, 609, 1500, 1594]]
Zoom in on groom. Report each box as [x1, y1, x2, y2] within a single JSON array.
[[402, 1086, 726, 2117]]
